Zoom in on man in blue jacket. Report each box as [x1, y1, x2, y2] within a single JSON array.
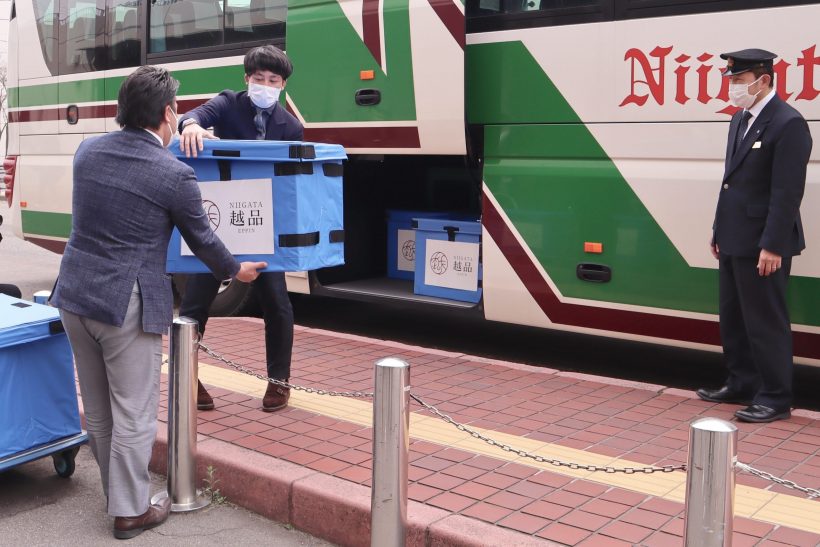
[[698, 49, 812, 423], [52, 66, 265, 538], [178, 45, 303, 412]]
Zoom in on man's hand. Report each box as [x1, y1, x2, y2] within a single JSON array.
[[710, 241, 720, 259], [757, 249, 782, 277], [235, 261, 267, 283], [180, 123, 217, 158]]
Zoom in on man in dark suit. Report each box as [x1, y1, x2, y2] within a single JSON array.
[[177, 45, 304, 412], [697, 49, 812, 423], [51, 66, 265, 538]]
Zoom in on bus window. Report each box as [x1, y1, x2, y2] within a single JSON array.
[[150, 0, 223, 53], [59, 0, 105, 74], [108, 0, 141, 68], [466, 0, 607, 28], [32, 0, 59, 75], [224, 0, 285, 45]]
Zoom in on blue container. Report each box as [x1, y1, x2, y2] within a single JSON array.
[[0, 295, 85, 462], [413, 218, 482, 303], [166, 140, 346, 273], [386, 210, 454, 280]]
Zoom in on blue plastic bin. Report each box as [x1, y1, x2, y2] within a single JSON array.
[[413, 218, 482, 303], [386, 210, 455, 280], [0, 295, 87, 475], [166, 140, 346, 273]]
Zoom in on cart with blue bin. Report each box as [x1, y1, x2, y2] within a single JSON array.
[[0, 294, 87, 478]]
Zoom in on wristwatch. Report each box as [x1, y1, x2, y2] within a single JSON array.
[[181, 118, 199, 130]]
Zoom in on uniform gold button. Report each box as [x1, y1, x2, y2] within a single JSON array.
[[723, 184, 729, 189]]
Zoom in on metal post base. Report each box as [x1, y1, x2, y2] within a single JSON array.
[[151, 490, 211, 513]]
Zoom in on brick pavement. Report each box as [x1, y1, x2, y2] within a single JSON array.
[[148, 317, 820, 546]]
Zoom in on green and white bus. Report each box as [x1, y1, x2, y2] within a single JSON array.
[[5, 0, 819, 363]]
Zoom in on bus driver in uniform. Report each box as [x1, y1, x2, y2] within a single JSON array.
[[697, 49, 812, 423]]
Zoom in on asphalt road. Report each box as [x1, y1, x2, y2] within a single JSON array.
[[0, 446, 334, 547], [2, 201, 818, 410]]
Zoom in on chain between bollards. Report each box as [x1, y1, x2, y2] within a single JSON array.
[[194, 344, 820, 499]]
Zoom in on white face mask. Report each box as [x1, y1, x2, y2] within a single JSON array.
[[728, 76, 763, 109], [166, 109, 179, 148], [248, 82, 282, 109]]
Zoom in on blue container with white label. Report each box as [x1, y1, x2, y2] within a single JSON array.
[[166, 140, 346, 273], [386, 210, 454, 280], [413, 218, 482, 303]]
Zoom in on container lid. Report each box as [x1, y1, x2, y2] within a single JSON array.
[[171, 139, 347, 163], [387, 210, 455, 222], [415, 217, 481, 235], [0, 295, 63, 348]]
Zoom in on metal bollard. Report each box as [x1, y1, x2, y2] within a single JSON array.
[[152, 317, 210, 512], [683, 417, 737, 546], [371, 358, 410, 547]]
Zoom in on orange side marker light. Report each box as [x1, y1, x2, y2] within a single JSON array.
[[19, 201, 28, 208], [360, 70, 375, 80], [584, 242, 603, 254]]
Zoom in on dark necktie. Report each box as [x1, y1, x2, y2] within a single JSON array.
[[253, 107, 274, 140], [734, 110, 753, 153]]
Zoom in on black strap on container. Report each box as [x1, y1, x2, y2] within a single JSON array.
[[279, 232, 320, 247], [322, 163, 344, 177], [443, 225, 460, 242], [288, 144, 316, 159], [217, 160, 232, 181], [329, 230, 345, 243], [213, 149, 240, 157], [300, 145, 316, 159], [274, 163, 314, 176]]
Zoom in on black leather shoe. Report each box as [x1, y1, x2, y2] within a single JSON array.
[[735, 405, 790, 423], [696, 386, 752, 405]]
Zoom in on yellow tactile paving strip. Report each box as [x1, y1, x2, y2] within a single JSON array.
[[180, 360, 820, 535]]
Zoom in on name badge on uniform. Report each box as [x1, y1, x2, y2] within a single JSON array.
[[752, 141, 762, 149]]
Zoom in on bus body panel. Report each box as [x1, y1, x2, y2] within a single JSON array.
[[286, 0, 466, 155], [7, 0, 820, 364], [468, 4, 820, 361]]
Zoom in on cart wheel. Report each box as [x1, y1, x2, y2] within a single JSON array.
[[53, 450, 76, 478]]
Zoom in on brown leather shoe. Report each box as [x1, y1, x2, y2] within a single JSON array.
[[197, 380, 215, 411], [113, 496, 171, 539], [262, 381, 290, 412]]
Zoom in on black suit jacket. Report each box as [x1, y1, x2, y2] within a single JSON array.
[[179, 90, 304, 141], [713, 93, 812, 257]]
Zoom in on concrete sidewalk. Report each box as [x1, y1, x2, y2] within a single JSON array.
[[0, 444, 333, 546], [98, 317, 820, 546]]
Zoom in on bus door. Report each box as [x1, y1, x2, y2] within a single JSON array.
[[286, 0, 466, 155]]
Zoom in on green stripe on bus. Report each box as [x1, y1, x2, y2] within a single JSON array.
[[21, 210, 72, 239], [467, 41, 577, 124], [11, 83, 59, 108]]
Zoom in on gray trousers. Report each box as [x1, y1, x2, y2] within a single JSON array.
[[60, 285, 162, 517]]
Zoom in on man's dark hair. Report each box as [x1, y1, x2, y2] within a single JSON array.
[[115, 66, 179, 129], [244, 45, 293, 80], [751, 66, 775, 88]]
